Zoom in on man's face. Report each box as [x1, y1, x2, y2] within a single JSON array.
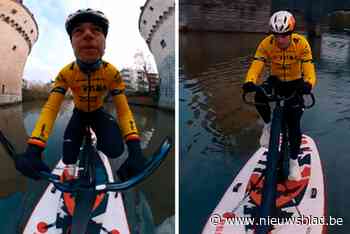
[[71, 22, 106, 63], [274, 34, 291, 50]]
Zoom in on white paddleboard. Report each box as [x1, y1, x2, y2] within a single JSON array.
[[202, 135, 326, 234], [22, 151, 130, 234]]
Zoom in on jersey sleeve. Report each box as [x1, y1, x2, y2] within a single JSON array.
[[245, 38, 269, 84], [300, 37, 317, 87], [28, 71, 68, 147], [107, 65, 139, 141]]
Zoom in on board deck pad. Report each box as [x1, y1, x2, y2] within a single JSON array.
[[23, 151, 130, 234], [202, 135, 326, 234]]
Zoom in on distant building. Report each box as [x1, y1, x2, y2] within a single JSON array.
[[0, 0, 38, 105], [146, 72, 159, 93], [121, 68, 138, 93], [139, 0, 175, 110], [120, 68, 151, 94], [136, 69, 149, 93]]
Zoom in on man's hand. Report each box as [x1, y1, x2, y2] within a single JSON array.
[[300, 81, 312, 94], [242, 82, 257, 93], [15, 144, 50, 180], [117, 139, 148, 181]]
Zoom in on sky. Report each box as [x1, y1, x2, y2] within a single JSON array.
[[23, 0, 156, 83]]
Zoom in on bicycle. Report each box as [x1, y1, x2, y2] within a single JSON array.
[[0, 122, 171, 234], [243, 83, 315, 234]]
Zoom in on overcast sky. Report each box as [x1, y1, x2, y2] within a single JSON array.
[[23, 0, 156, 83]]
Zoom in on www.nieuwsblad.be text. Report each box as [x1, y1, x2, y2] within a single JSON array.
[[210, 214, 343, 226]]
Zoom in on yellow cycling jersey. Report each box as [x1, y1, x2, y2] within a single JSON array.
[[245, 33, 316, 87], [29, 61, 139, 147]]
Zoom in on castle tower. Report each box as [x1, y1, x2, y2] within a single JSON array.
[[139, 0, 175, 110], [0, 0, 38, 105]]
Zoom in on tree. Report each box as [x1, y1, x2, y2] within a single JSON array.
[[133, 50, 157, 95]]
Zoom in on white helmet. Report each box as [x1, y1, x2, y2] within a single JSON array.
[[269, 11, 295, 34], [65, 8, 109, 38]]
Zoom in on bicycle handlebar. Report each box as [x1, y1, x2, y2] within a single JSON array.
[[242, 85, 315, 109], [39, 137, 172, 192], [0, 129, 171, 193]]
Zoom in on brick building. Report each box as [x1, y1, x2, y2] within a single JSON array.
[[0, 0, 38, 105], [180, 0, 272, 33]]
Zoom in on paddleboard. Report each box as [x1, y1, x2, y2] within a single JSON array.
[[202, 135, 326, 234], [22, 151, 130, 234]]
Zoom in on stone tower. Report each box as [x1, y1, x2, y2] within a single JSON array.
[[0, 0, 38, 105], [139, 0, 175, 110]]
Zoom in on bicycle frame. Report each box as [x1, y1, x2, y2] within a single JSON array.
[[258, 97, 284, 234], [243, 86, 315, 234], [70, 125, 102, 234]]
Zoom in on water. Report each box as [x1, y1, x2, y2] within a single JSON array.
[[0, 100, 174, 233], [180, 31, 350, 233]]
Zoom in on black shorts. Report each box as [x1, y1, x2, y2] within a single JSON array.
[[62, 107, 124, 165]]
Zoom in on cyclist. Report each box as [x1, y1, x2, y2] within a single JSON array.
[[242, 10, 317, 181], [15, 9, 146, 181]]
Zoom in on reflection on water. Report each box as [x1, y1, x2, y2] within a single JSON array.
[[0, 100, 174, 233], [0, 105, 27, 197], [180, 32, 350, 233]]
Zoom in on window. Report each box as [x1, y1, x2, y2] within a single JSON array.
[[149, 6, 154, 11], [160, 39, 166, 48], [2, 85, 5, 94], [12, 45, 16, 51], [30, 29, 34, 34], [11, 9, 17, 14], [143, 20, 147, 24]]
